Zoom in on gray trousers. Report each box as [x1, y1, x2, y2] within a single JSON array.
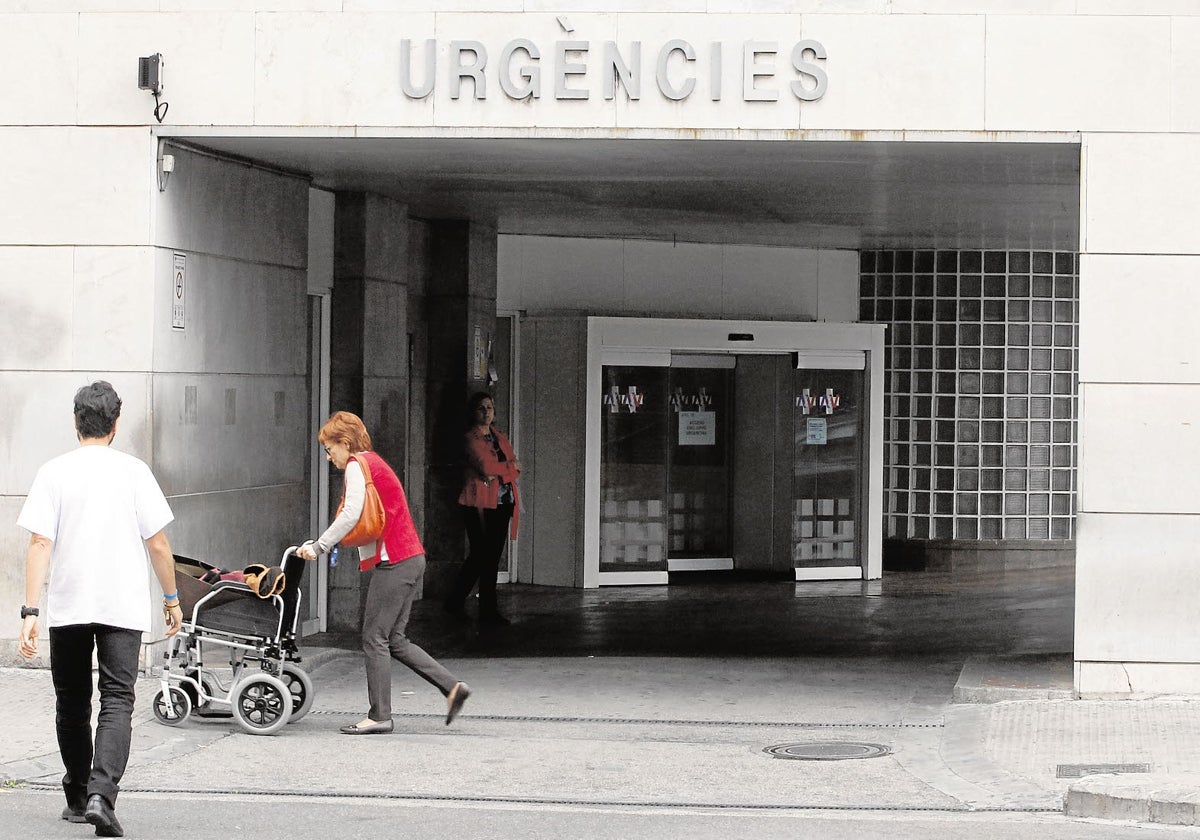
[[362, 554, 457, 720]]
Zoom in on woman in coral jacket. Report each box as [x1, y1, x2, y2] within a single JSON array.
[[445, 392, 522, 628]]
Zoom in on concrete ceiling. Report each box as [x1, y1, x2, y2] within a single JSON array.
[[189, 136, 1081, 252]]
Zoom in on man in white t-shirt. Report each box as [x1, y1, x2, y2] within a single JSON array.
[[17, 381, 183, 838]]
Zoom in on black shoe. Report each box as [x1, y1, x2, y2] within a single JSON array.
[[61, 804, 87, 823], [338, 719, 394, 735], [85, 794, 124, 837], [479, 612, 510, 627], [445, 681, 471, 725], [443, 600, 469, 619]]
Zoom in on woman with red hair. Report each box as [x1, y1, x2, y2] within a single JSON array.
[[297, 411, 470, 734]]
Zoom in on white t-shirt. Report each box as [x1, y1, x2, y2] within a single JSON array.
[[17, 445, 174, 632]]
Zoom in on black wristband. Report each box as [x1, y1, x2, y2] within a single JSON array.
[[20, 606, 39, 619]]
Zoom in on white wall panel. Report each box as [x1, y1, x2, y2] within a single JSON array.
[[77, 13, 255, 126], [347, 0, 520, 8], [816, 248, 858, 321], [519, 237, 625, 311], [708, 1, 883, 11], [1077, 0, 1200, 13], [800, 14, 985, 131], [1170, 17, 1200, 133], [159, 1, 339, 10], [0, 128, 150, 246], [722, 244, 817, 318], [612, 14, 803, 131], [985, 16, 1171, 132], [0, 1, 155, 10], [624, 240, 725, 315], [503, 235, 842, 320], [1083, 133, 1200, 255], [891, 0, 1073, 11], [1075, 512, 1200, 662], [1079, 254, 1200, 385], [255, 13, 435, 127], [72, 247, 155, 372], [1078, 383, 1200, 515], [0, 248, 75, 371], [0, 15, 78, 126], [0, 372, 153, 496]]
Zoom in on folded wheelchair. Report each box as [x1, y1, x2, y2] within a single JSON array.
[[152, 548, 313, 736]]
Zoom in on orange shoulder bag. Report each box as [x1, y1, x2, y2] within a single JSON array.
[[337, 455, 387, 547]]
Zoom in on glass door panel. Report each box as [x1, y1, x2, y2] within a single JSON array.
[[667, 367, 732, 558], [600, 366, 669, 572], [792, 368, 865, 571]]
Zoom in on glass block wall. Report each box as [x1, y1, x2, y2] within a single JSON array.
[[859, 250, 1078, 542]]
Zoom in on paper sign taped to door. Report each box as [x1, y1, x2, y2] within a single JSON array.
[[679, 411, 716, 445], [806, 417, 828, 445]]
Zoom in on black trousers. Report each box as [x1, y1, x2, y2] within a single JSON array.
[[49, 624, 141, 808], [448, 503, 514, 618]]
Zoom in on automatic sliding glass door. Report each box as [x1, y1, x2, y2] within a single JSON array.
[[599, 364, 732, 574]]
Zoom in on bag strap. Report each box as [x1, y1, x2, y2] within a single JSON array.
[[339, 453, 378, 505]]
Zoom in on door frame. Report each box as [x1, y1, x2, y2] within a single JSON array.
[[584, 316, 886, 588]]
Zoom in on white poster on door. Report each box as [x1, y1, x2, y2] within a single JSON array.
[[679, 411, 716, 445]]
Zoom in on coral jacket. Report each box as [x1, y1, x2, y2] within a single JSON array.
[[353, 451, 424, 571], [457, 426, 521, 540]]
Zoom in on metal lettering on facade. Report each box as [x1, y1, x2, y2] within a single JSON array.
[[401, 38, 827, 103]]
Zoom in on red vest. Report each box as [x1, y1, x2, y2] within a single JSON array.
[[351, 451, 424, 571]]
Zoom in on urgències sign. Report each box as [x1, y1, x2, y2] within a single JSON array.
[[401, 39, 828, 103]]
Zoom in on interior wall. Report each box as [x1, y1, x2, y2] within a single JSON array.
[[152, 144, 310, 569], [499, 236, 858, 322]]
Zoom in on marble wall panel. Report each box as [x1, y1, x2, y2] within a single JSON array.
[[0, 128, 151, 246], [1083, 133, 1200, 256], [1079, 254, 1200, 385], [1075, 512, 1200, 663], [0, 14, 78, 125], [77, 12, 256, 125], [985, 16, 1171, 132], [800, 14, 985, 131], [1078, 383, 1200, 515]]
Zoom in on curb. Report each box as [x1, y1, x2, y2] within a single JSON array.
[[1065, 773, 1200, 826]]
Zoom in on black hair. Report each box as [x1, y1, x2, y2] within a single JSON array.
[[73, 381, 122, 439], [466, 391, 494, 429]]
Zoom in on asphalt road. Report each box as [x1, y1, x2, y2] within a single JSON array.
[[0, 789, 1181, 840]]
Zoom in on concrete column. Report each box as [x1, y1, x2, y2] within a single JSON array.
[[329, 192, 411, 631], [1074, 133, 1200, 697], [422, 220, 499, 593]]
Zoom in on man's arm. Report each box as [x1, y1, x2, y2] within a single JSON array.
[[145, 530, 182, 637], [18, 534, 52, 659]]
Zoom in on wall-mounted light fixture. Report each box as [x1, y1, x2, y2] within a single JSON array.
[[138, 53, 169, 123], [158, 150, 174, 192]]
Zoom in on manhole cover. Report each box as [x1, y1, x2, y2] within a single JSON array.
[[764, 741, 892, 761]]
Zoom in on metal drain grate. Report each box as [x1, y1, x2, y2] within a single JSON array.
[[1056, 763, 1151, 779], [764, 741, 892, 761]]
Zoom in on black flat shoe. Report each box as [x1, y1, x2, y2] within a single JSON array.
[[446, 681, 471, 726], [85, 794, 124, 838], [339, 719, 394, 735], [479, 613, 510, 627]]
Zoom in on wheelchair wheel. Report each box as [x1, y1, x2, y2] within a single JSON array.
[[152, 686, 192, 727], [231, 673, 293, 736], [280, 664, 314, 723]]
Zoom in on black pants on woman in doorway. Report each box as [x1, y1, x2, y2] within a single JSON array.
[[446, 503, 514, 625]]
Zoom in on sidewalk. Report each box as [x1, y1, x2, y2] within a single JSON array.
[[4, 650, 1200, 825]]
